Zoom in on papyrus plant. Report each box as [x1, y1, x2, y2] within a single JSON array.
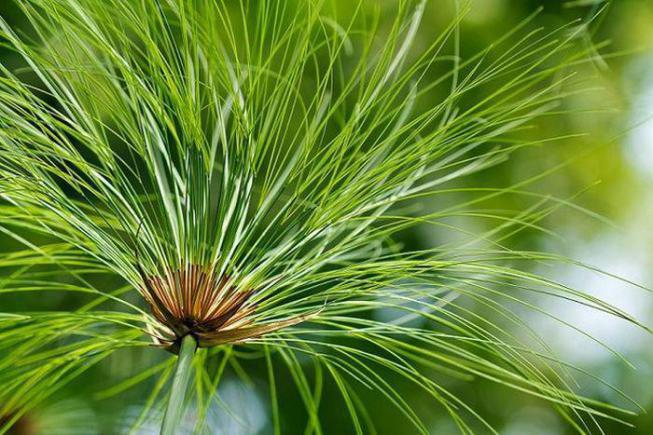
[[0, 0, 648, 433]]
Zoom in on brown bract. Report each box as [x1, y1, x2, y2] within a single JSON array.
[[0, 412, 35, 435], [139, 264, 310, 349]]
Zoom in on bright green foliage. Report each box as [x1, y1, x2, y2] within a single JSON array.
[[0, 0, 647, 434]]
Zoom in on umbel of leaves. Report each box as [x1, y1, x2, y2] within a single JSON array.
[[0, 0, 647, 433]]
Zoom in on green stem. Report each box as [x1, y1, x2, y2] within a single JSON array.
[[161, 334, 197, 435]]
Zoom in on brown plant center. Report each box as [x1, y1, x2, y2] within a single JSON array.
[[140, 264, 311, 349], [141, 264, 255, 347]]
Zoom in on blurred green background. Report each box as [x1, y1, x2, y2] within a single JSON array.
[[0, 0, 652, 434]]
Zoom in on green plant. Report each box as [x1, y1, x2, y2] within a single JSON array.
[[0, 0, 647, 433]]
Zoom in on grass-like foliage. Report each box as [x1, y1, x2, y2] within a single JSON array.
[[0, 0, 648, 433]]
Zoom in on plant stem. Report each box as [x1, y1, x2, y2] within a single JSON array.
[[161, 334, 197, 435]]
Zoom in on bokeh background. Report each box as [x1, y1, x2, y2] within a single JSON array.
[[0, 0, 652, 434]]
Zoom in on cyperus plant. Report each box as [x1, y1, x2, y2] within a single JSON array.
[[0, 0, 648, 433]]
